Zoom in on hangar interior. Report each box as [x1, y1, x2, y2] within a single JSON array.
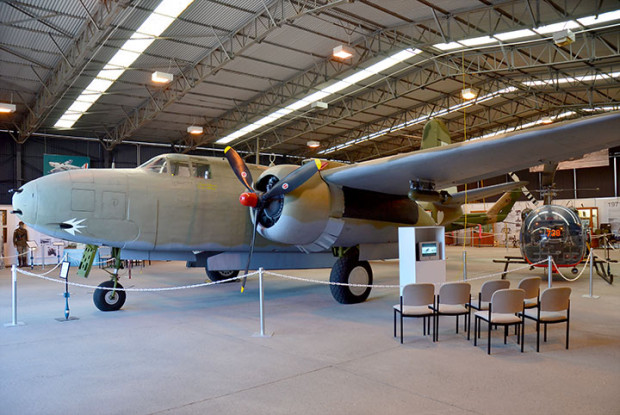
[[1, 1, 620, 414]]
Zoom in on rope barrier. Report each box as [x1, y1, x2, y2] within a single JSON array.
[[15, 266, 259, 292], [14, 258, 548, 292], [550, 250, 593, 282]]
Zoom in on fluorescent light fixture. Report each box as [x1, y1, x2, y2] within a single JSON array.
[[152, 71, 173, 84], [333, 44, 354, 59], [461, 87, 478, 100], [577, 10, 620, 26], [216, 48, 422, 145], [187, 125, 203, 135], [0, 103, 16, 113], [433, 42, 462, 51], [533, 20, 579, 35], [495, 29, 535, 41], [311, 101, 328, 109], [54, 0, 194, 129], [459, 36, 498, 47], [307, 140, 320, 148]]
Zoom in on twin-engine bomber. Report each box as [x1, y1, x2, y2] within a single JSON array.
[[11, 112, 620, 311]]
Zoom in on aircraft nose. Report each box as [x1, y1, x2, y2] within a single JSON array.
[[11, 181, 38, 225]]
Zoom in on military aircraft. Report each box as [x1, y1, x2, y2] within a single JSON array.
[[48, 159, 89, 174], [11, 112, 620, 311]]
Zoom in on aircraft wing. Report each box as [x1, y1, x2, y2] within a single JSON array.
[[322, 111, 620, 195]]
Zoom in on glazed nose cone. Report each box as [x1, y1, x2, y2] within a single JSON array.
[[11, 181, 37, 225]]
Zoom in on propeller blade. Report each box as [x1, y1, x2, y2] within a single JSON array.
[[262, 159, 324, 200], [241, 209, 260, 293], [224, 146, 254, 192]]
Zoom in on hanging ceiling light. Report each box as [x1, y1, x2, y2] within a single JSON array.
[[0, 103, 16, 113], [307, 140, 320, 148], [461, 87, 478, 100], [333, 44, 354, 59], [152, 71, 173, 84], [187, 125, 203, 135]]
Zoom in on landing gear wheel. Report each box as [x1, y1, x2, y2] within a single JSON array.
[[206, 269, 239, 282], [93, 280, 126, 311], [329, 251, 373, 304]]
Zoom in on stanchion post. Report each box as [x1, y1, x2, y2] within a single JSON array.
[[583, 251, 600, 299], [547, 255, 552, 288], [462, 251, 467, 281], [5, 265, 24, 327], [253, 267, 273, 338]]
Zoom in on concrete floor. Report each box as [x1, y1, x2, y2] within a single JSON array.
[[1, 246, 619, 415]]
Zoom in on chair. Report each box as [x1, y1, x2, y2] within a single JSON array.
[[468, 279, 510, 312], [521, 287, 571, 352], [429, 282, 471, 342], [393, 283, 435, 344], [474, 289, 525, 354], [518, 276, 541, 309]]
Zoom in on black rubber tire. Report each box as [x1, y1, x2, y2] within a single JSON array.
[[329, 256, 373, 304], [206, 269, 239, 282], [93, 280, 126, 311]]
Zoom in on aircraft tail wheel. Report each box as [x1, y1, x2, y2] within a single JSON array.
[[206, 269, 239, 282], [571, 267, 578, 275], [93, 280, 126, 311], [329, 254, 373, 304]]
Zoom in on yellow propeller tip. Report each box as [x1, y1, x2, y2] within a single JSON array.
[[240, 287, 245, 293], [224, 146, 231, 153]]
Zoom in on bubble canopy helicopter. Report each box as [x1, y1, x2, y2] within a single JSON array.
[[520, 204, 586, 269]]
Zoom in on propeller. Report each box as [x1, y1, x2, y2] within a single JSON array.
[[224, 146, 325, 292]]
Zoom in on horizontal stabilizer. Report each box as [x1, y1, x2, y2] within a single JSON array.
[[441, 181, 526, 207]]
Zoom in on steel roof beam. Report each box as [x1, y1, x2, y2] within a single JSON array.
[[14, 0, 133, 144], [99, 0, 355, 149]]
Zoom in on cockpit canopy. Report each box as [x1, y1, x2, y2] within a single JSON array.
[[139, 154, 211, 179], [520, 205, 585, 266]]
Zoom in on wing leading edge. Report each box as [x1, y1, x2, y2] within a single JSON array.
[[323, 111, 620, 195]]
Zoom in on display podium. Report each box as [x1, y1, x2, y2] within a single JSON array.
[[398, 226, 446, 294]]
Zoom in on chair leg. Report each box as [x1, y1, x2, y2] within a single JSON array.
[[466, 309, 471, 340], [504, 326, 508, 344], [455, 315, 459, 334], [566, 320, 569, 350], [487, 319, 492, 354], [474, 317, 478, 346], [520, 320, 525, 352], [536, 321, 540, 352], [544, 323, 547, 342], [393, 309, 397, 338], [400, 312, 404, 344]]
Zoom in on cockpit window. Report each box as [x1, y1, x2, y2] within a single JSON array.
[[169, 161, 193, 177], [141, 157, 168, 173], [194, 162, 211, 179]]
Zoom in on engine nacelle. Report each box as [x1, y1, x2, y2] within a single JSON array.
[[254, 164, 335, 247]]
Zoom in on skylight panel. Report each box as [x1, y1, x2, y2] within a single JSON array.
[[577, 10, 620, 26], [459, 36, 498, 46], [494, 29, 535, 41], [533, 20, 579, 34], [54, 0, 194, 129]]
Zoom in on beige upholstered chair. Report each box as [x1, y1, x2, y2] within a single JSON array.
[[428, 282, 471, 342], [469, 279, 510, 312], [517, 276, 541, 309], [521, 287, 571, 352], [474, 288, 525, 354], [394, 283, 435, 344]]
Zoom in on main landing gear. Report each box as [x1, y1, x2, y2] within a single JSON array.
[[329, 247, 373, 304], [205, 268, 240, 282]]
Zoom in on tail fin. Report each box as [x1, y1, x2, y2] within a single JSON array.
[[421, 119, 451, 150], [444, 189, 521, 231], [485, 189, 521, 223]]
